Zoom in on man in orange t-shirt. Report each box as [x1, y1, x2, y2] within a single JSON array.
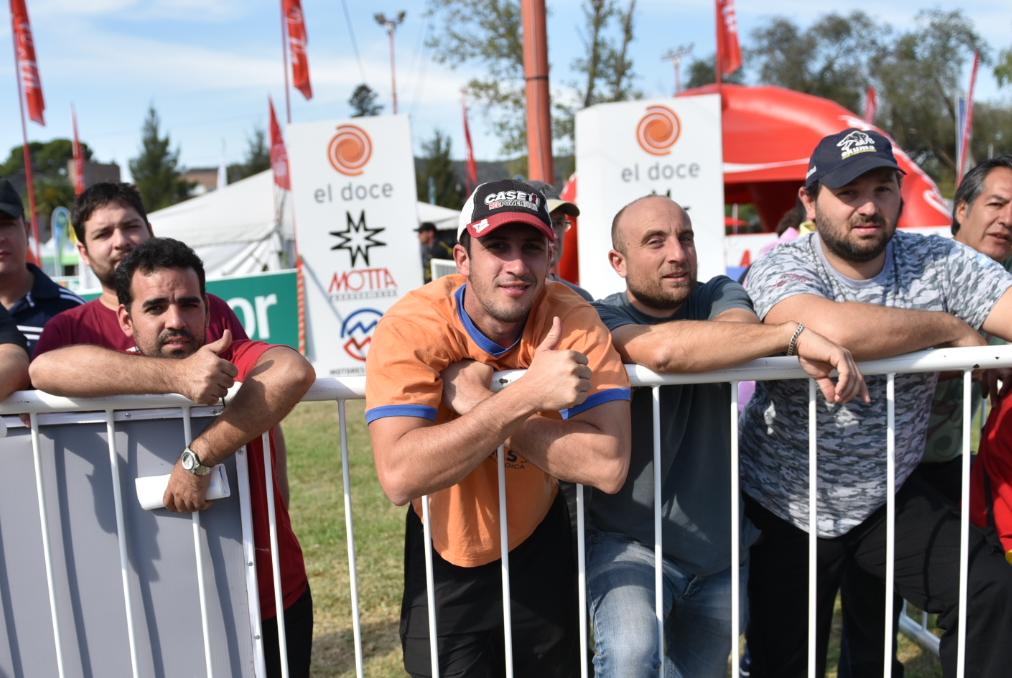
[[366, 179, 631, 677]]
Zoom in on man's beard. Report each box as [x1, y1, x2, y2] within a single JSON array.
[[816, 212, 892, 263], [627, 275, 694, 312]]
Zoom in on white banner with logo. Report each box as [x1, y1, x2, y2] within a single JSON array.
[[575, 95, 725, 299], [287, 114, 421, 376]]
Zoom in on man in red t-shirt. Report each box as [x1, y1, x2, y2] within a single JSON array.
[[33, 237, 316, 677]]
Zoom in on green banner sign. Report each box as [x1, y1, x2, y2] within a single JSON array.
[[82, 269, 299, 348]]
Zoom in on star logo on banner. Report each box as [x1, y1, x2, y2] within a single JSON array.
[[330, 210, 386, 267]]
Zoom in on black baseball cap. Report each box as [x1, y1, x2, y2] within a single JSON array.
[[457, 179, 555, 242], [0, 179, 24, 220], [526, 179, 580, 218], [805, 128, 904, 190]]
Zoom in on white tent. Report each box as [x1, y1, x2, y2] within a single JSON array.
[[148, 170, 459, 277]]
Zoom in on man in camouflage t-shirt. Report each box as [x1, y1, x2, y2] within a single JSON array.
[[741, 129, 1012, 678]]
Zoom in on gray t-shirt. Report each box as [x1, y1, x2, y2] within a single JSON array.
[[741, 231, 1012, 537], [591, 277, 758, 576]]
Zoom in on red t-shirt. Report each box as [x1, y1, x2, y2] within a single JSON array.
[[227, 340, 308, 619], [33, 294, 248, 357]]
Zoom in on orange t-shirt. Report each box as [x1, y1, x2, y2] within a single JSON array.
[[365, 274, 630, 567]]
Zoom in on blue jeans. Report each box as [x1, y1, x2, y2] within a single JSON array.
[[587, 529, 747, 678]]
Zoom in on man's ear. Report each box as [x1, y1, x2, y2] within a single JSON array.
[[608, 249, 628, 278], [453, 243, 469, 276], [76, 240, 92, 268], [117, 304, 133, 339], [798, 186, 817, 221]]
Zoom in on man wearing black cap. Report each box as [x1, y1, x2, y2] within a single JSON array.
[[740, 128, 1012, 677], [416, 221, 453, 283], [0, 178, 83, 352], [366, 179, 631, 676], [529, 180, 593, 301]]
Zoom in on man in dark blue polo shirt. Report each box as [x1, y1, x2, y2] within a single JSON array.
[[0, 178, 83, 351]]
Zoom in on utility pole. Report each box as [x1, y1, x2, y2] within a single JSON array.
[[662, 44, 693, 95], [374, 11, 406, 114], [521, 0, 553, 183]]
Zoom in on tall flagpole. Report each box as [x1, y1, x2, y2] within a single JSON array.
[[279, 0, 292, 123], [9, 7, 42, 263], [714, 1, 723, 88]]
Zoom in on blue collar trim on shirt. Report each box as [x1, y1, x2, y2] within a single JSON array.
[[454, 284, 523, 358]]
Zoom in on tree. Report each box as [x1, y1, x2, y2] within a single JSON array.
[[129, 105, 192, 210], [684, 55, 745, 89], [0, 138, 94, 225], [416, 130, 464, 208], [427, 0, 638, 158], [996, 48, 1012, 87], [349, 84, 383, 117], [228, 126, 270, 182], [748, 12, 884, 113]]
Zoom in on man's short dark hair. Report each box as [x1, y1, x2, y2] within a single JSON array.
[[72, 182, 151, 243], [952, 155, 1012, 235], [115, 237, 206, 308]]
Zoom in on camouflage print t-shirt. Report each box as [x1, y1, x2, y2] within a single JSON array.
[[741, 231, 1012, 537]]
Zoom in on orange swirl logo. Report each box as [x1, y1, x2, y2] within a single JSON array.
[[636, 105, 681, 156], [327, 124, 373, 176]]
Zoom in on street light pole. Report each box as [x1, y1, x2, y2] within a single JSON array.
[[374, 11, 406, 114], [662, 44, 693, 95]]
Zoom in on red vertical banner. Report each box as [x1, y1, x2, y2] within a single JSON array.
[[958, 51, 981, 183], [282, 0, 312, 100], [462, 97, 478, 190], [268, 97, 292, 190], [11, 0, 45, 124], [71, 105, 86, 195], [716, 0, 743, 78], [863, 86, 878, 123]]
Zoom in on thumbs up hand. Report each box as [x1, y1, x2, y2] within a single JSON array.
[[522, 316, 592, 412]]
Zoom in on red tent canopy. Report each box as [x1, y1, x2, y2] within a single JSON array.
[[683, 83, 951, 231], [558, 85, 951, 283]]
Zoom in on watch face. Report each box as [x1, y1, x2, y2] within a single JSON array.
[[182, 451, 195, 471]]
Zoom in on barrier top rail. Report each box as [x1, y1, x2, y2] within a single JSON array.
[[2, 344, 1011, 415]]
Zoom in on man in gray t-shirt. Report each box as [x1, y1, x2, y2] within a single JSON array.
[[741, 128, 1012, 678], [587, 195, 865, 678]]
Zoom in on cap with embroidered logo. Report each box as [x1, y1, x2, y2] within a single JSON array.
[[805, 128, 904, 190], [457, 179, 555, 242]]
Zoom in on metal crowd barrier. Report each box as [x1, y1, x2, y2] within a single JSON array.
[[3, 343, 1011, 677]]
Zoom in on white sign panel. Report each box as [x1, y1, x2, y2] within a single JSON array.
[[575, 96, 725, 299], [288, 115, 421, 376]]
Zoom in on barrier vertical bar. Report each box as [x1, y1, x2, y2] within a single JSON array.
[[497, 444, 514, 678], [29, 413, 66, 678], [420, 494, 440, 678], [884, 375, 896, 678], [103, 409, 141, 678], [337, 400, 365, 678], [652, 385, 663, 678], [807, 379, 817, 678], [576, 482, 588, 678], [957, 371, 971, 678], [729, 381, 740, 677], [261, 432, 290, 678], [181, 408, 214, 678], [234, 446, 267, 677]]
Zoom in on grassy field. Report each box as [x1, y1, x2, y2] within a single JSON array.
[[283, 400, 942, 677]]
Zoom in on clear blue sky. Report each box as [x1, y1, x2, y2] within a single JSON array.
[[1, 0, 1008, 180]]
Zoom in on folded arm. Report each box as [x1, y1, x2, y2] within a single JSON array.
[[0, 343, 29, 399]]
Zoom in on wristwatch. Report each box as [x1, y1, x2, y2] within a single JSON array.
[[180, 446, 212, 476]]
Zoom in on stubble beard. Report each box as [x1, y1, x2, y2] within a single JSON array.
[[816, 211, 893, 263]]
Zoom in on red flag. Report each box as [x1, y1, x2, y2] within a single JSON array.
[[71, 105, 86, 195], [11, 0, 45, 124], [462, 98, 478, 190], [958, 52, 981, 182], [282, 0, 312, 100], [716, 0, 743, 78], [269, 97, 292, 190], [863, 86, 878, 123]]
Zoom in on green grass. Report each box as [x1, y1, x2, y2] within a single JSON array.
[[283, 400, 943, 677]]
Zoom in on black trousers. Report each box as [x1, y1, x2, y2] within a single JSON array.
[[745, 467, 1012, 678], [838, 457, 966, 678], [262, 585, 314, 678], [400, 492, 579, 678]]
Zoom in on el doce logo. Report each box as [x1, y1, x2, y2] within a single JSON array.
[[328, 124, 373, 176], [636, 105, 681, 156]]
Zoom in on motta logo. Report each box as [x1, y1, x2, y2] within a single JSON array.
[[327, 124, 373, 176], [636, 105, 681, 156]]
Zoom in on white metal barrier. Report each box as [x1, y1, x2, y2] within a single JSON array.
[[3, 343, 1011, 677]]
